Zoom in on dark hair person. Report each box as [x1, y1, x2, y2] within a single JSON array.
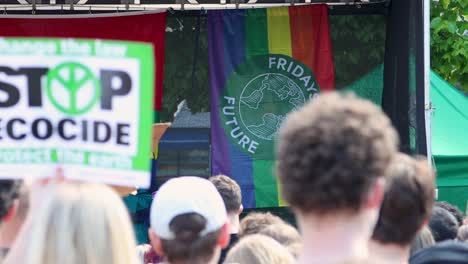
[[0, 181, 29, 258], [277, 92, 399, 263], [435, 201, 464, 227], [0, 180, 21, 259], [429, 206, 459, 242], [0, 180, 21, 222], [370, 154, 435, 263], [209, 175, 243, 264]]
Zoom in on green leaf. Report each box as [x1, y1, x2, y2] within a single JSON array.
[[441, 0, 450, 9], [431, 17, 443, 28], [447, 21, 458, 33]]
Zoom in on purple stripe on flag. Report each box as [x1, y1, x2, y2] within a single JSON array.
[[208, 11, 232, 176]]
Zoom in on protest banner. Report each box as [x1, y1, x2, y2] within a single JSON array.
[[208, 5, 335, 208], [0, 37, 154, 187]]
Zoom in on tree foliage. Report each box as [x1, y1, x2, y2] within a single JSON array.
[[329, 15, 386, 89], [162, 13, 209, 122], [431, 0, 468, 91]]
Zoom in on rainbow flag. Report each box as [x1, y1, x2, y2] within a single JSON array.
[[208, 5, 335, 208]]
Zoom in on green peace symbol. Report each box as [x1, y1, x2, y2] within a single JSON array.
[[46, 62, 101, 116]]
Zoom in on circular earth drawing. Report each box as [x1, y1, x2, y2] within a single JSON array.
[[239, 73, 306, 141]]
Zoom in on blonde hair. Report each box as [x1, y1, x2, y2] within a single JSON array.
[[258, 223, 301, 258], [25, 182, 138, 264], [224, 234, 294, 264], [258, 223, 300, 246], [410, 226, 435, 255], [239, 212, 284, 238]]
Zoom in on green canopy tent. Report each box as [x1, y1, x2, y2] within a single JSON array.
[[344, 68, 468, 212], [431, 72, 468, 212]]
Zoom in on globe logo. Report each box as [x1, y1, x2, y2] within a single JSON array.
[[220, 54, 319, 157], [239, 73, 306, 141]]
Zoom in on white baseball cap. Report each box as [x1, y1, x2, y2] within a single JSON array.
[[150, 176, 228, 240]]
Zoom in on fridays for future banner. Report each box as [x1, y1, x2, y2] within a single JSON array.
[[208, 5, 335, 208], [0, 37, 154, 187]]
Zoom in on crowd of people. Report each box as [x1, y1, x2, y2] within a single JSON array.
[[1, 92, 467, 263]]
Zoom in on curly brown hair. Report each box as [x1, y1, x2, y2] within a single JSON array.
[[277, 92, 398, 213], [372, 154, 435, 245]]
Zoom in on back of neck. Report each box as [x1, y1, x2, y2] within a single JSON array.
[[368, 240, 410, 264], [227, 213, 240, 234], [0, 220, 22, 248], [297, 212, 373, 264]]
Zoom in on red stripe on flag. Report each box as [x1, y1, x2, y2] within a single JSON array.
[[289, 5, 335, 91]]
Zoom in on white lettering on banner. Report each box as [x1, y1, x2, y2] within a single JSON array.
[[95, 40, 128, 57], [0, 149, 52, 163], [60, 39, 91, 56], [0, 38, 57, 55], [0, 38, 128, 58], [222, 96, 259, 154], [268, 55, 313, 87]]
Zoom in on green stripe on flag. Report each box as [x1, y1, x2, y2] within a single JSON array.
[[253, 160, 279, 207], [246, 9, 269, 57], [246, 9, 280, 207]]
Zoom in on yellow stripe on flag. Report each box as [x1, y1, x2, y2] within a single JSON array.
[[267, 7, 292, 57], [267, 7, 291, 207]]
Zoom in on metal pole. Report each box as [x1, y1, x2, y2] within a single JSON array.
[[424, 0, 432, 166]]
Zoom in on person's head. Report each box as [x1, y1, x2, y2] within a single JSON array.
[[149, 177, 229, 264], [0, 181, 30, 247], [258, 223, 300, 245], [429, 206, 459, 242], [372, 154, 435, 246], [457, 225, 468, 242], [258, 223, 301, 258], [209, 175, 242, 216], [238, 212, 285, 238], [410, 226, 435, 255], [24, 182, 138, 264], [224, 234, 295, 264], [277, 93, 398, 220], [0, 180, 21, 224], [435, 201, 464, 227]]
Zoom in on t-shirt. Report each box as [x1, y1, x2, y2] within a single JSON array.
[[218, 234, 239, 264], [410, 240, 468, 264]]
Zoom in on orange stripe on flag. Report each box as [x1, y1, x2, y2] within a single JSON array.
[[289, 5, 335, 91]]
